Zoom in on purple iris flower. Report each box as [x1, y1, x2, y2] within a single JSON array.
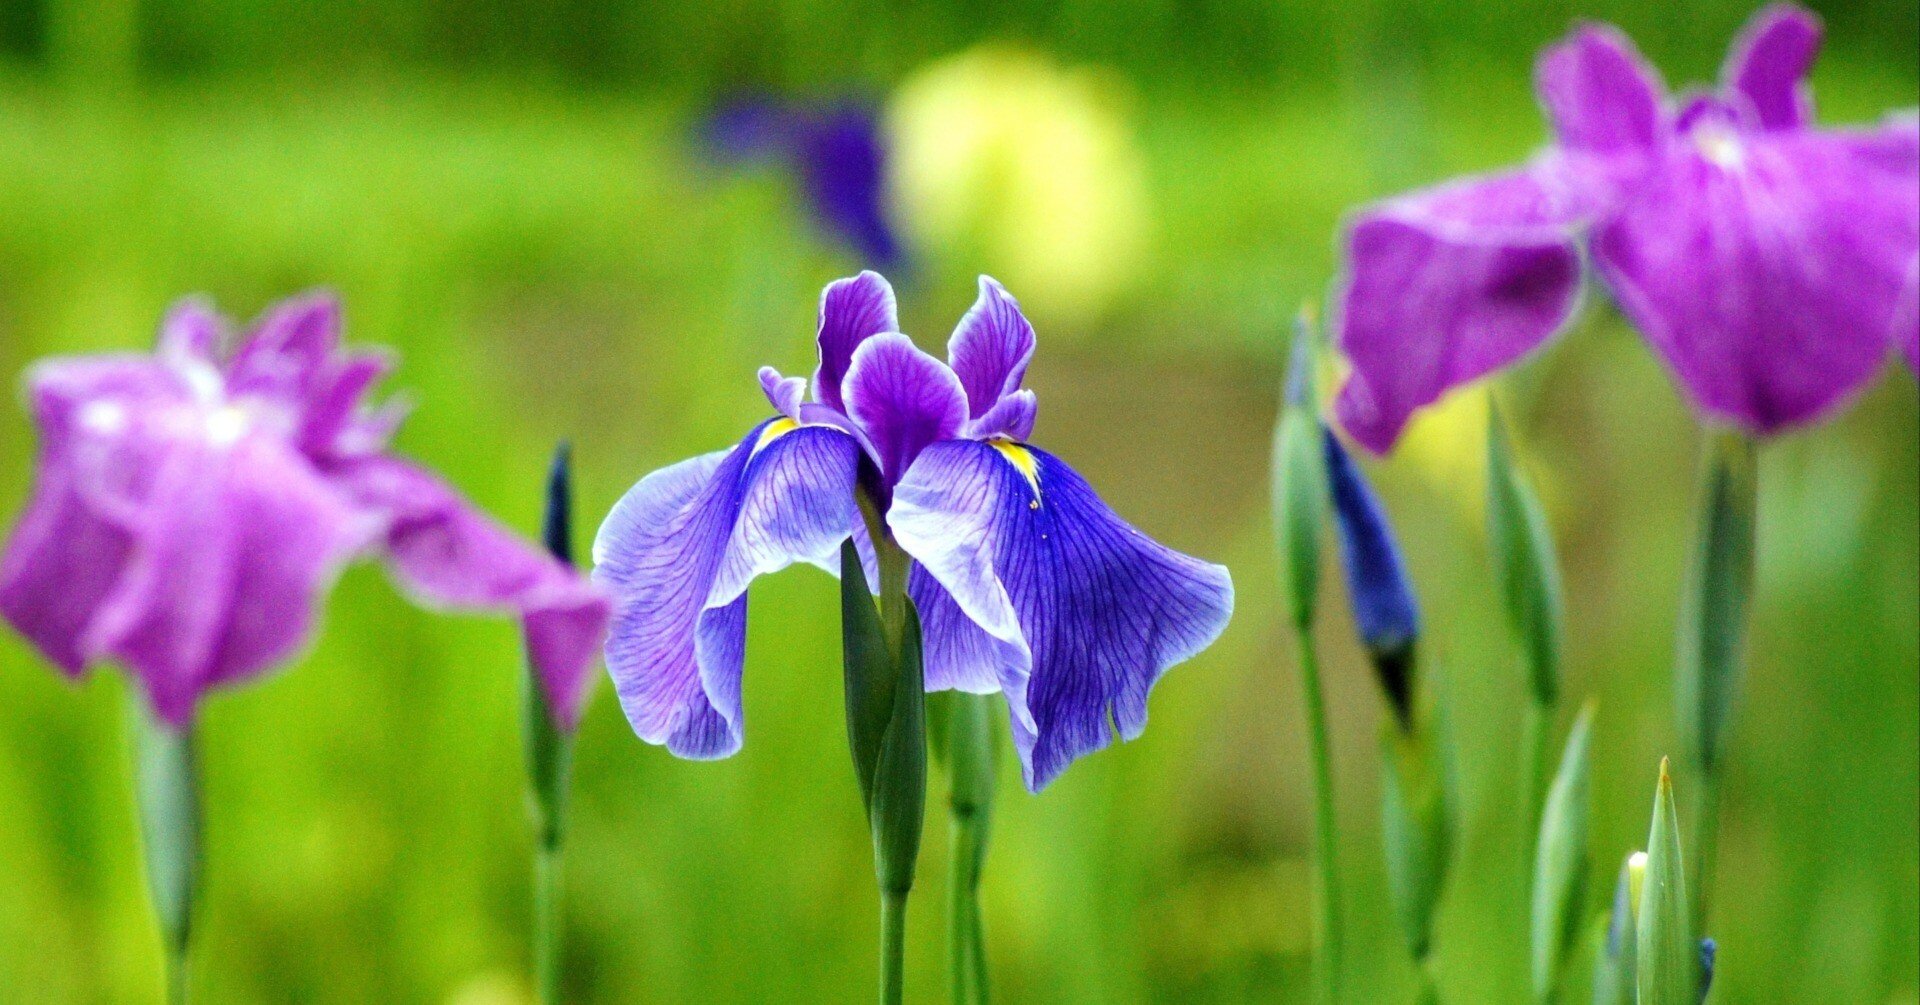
[[592, 272, 1233, 790], [0, 294, 612, 729], [1334, 4, 1920, 453], [702, 96, 904, 270]]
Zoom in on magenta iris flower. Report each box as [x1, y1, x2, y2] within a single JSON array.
[[1334, 4, 1920, 453], [592, 272, 1233, 790], [0, 294, 612, 729]]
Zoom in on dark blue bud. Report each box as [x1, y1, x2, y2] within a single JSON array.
[[1698, 938, 1716, 1003], [1323, 423, 1421, 726], [543, 441, 575, 568]]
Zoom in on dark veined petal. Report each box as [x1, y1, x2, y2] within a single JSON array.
[[842, 333, 968, 484], [888, 439, 1233, 791], [330, 455, 612, 730], [910, 565, 1017, 695], [947, 276, 1037, 418], [968, 388, 1038, 441], [1333, 167, 1586, 453], [1535, 23, 1667, 155], [813, 271, 899, 413], [1723, 4, 1822, 132], [1592, 120, 1920, 433], [591, 422, 861, 757]]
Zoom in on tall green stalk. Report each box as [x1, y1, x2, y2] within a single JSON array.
[[525, 442, 581, 1005], [845, 493, 929, 1005], [1273, 313, 1341, 1002], [1673, 432, 1756, 931], [132, 699, 200, 1005], [943, 692, 997, 1005]]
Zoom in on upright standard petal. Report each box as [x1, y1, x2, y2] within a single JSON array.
[[813, 271, 899, 413], [1592, 123, 1920, 432], [947, 276, 1037, 418], [1724, 4, 1822, 131], [330, 455, 612, 730], [889, 439, 1234, 791], [1535, 24, 1666, 155], [592, 422, 860, 757], [1333, 168, 1587, 453], [841, 333, 968, 484]]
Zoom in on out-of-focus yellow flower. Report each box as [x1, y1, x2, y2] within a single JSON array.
[[887, 47, 1150, 323], [1396, 387, 1491, 520]]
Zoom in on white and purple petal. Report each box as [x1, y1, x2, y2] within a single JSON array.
[[1592, 120, 1920, 432], [813, 271, 899, 413], [888, 439, 1233, 791], [1724, 4, 1822, 132], [841, 333, 968, 484], [592, 422, 860, 757], [758, 366, 808, 421], [1333, 167, 1588, 453], [947, 276, 1037, 418]]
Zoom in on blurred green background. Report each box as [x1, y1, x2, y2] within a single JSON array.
[[0, 0, 1915, 1001]]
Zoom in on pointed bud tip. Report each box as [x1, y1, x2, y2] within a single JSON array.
[[542, 440, 575, 566]]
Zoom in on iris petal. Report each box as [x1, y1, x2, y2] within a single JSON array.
[[1724, 4, 1822, 132], [1334, 167, 1586, 453], [592, 423, 860, 757], [889, 439, 1233, 791], [1592, 122, 1919, 432], [947, 276, 1037, 418], [1535, 23, 1666, 155], [842, 333, 968, 484], [813, 271, 899, 414]]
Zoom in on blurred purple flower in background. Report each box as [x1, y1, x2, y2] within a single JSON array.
[[593, 271, 1233, 790], [702, 95, 904, 270], [1334, 3, 1920, 453], [0, 294, 611, 729]]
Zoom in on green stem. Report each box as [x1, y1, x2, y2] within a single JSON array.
[[881, 890, 909, 1005], [533, 840, 563, 1005], [1415, 959, 1441, 1005], [1519, 698, 1550, 862], [131, 699, 199, 1005], [945, 691, 996, 1005], [1689, 770, 1722, 935], [1297, 629, 1343, 1004]]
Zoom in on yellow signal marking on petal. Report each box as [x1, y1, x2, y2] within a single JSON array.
[[755, 417, 800, 453], [988, 438, 1042, 505]]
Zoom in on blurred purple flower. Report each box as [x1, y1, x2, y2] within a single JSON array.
[[1334, 4, 1920, 453], [593, 272, 1233, 790], [0, 294, 611, 730], [702, 95, 903, 270]]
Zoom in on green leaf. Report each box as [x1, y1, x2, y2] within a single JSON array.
[[1379, 725, 1451, 961], [869, 602, 927, 897], [1486, 402, 1563, 707], [131, 699, 200, 967], [1273, 313, 1324, 632], [1637, 760, 1696, 1005], [1531, 702, 1595, 1000], [1675, 432, 1757, 776], [840, 537, 896, 814], [1593, 851, 1646, 1005]]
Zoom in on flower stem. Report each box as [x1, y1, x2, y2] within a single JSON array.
[[945, 692, 997, 1005], [533, 839, 563, 1005], [131, 698, 200, 1005], [881, 889, 910, 1005], [1519, 697, 1550, 860], [1296, 628, 1343, 1004]]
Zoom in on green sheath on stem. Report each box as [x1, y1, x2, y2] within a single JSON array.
[[943, 691, 997, 1005], [526, 441, 580, 1005], [132, 698, 200, 1005]]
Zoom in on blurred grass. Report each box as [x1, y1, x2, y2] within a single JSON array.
[[0, 1, 1916, 1001]]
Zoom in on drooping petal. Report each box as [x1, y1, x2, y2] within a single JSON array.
[[0, 463, 136, 676], [888, 439, 1234, 791], [841, 333, 968, 483], [910, 564, 1016, 695], [1592, 122, 1920, 432], [330, 455, 612, 730], [813, 271, 899, 413], [1724, 4, 1822, 131], [758, 366, 808, 421], [947, 276, 1037, 418], [592, 422, 860, 757], [1535, 23, 1666, 155], [1333, 168, 1587, 453], [967, 388, 1038, 441]]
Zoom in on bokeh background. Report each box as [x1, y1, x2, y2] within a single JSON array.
[[0, 0, 1915, 1001]]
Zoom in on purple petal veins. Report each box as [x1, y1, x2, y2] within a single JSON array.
[[841, 332, 968, 485], [812, 270, 899, 413], [948, 276, 1038, 419]]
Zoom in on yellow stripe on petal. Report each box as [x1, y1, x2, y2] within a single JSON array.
[[988, 437, 1042, 505], [755, 417, 800, 453]]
